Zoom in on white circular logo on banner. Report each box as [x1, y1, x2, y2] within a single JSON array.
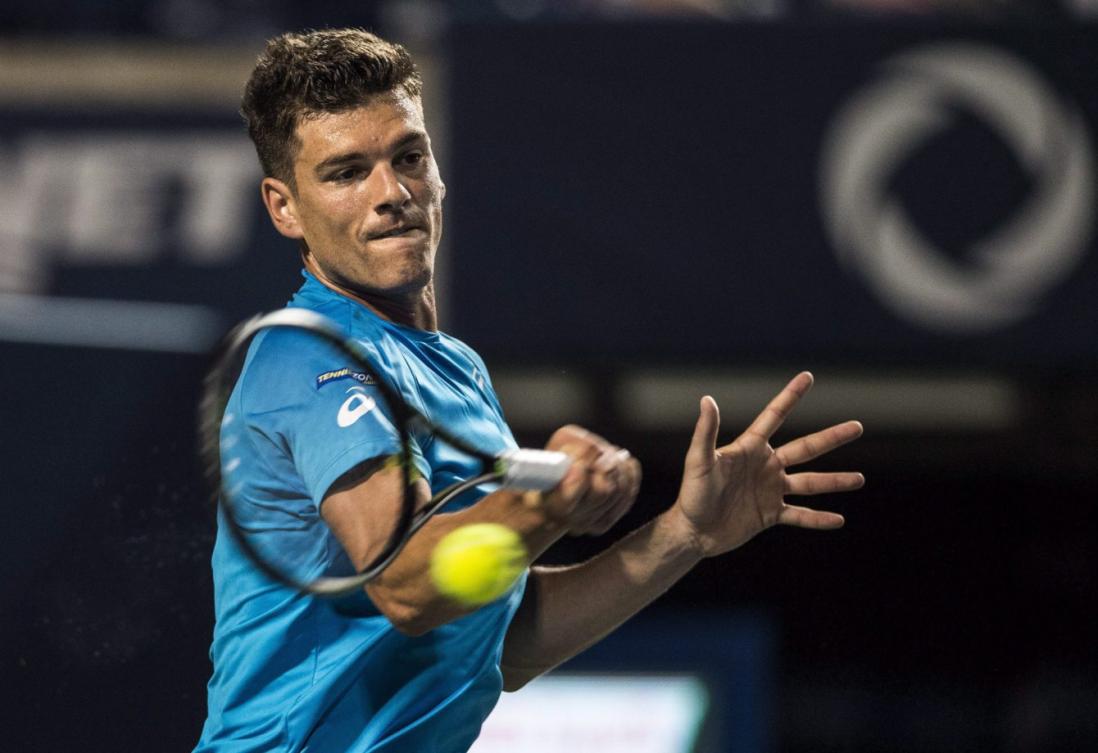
[[820, 43, 1094, 332]]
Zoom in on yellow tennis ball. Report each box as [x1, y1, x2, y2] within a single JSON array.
[[430, 523, 527, 606]]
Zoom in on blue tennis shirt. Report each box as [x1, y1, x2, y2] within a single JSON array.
[[195, 270, 525, 753]]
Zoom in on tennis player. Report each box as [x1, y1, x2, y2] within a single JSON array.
[[194, 28, 865, 753]]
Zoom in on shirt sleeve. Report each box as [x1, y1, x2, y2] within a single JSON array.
[[236, 326, 430, 506]]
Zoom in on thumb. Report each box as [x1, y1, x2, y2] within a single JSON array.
[[685, 396, 719, 471]]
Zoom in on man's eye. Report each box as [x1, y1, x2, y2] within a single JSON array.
[[331, 168, 362, 182], [401, 151, 424, 166]]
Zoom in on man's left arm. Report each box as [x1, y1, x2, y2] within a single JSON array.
[[500, 505, 701, 691], [501, 373, 865, 691]]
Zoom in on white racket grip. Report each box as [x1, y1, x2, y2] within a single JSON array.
[[497, 449, 572, 491]]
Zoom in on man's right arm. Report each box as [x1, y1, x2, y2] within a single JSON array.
[[321, 426, 639, 635]]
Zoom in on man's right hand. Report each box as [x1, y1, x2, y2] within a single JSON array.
[[538, 425, 642, 536]]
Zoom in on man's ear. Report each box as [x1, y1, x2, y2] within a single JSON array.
[[261, 177, 304, 240]]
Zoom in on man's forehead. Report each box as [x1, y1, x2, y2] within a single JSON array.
[[295, 93, 427, 160]]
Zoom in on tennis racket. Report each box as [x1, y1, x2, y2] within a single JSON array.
[[200, 307, 571, 597]]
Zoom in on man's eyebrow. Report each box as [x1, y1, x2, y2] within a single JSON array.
[[390, 130, 428, 152], [313, 131, 428, 174]]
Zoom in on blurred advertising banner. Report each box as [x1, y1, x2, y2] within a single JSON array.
[[471, 674, 709, 753], [0, 112, 301, 350], [446, 23, 1098, 370], [0, 43, 301, 352], [3, 28, 1096, 370]]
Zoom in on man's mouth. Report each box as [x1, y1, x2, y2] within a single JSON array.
[[369, 225, 422, 240]]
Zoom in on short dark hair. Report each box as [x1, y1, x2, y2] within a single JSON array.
[[241, 28, 423, 187]]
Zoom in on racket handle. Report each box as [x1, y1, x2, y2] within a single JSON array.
[[497, 449, 572, 491]]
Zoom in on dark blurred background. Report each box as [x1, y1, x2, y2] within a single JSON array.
[[2, 1, 1096, 752]]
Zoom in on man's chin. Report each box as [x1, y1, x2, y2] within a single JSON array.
[[363, 263, 433, 297]]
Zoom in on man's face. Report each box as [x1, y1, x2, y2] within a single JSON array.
[[273, 92, 445, 296]]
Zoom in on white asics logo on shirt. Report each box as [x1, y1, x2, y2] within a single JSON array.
[[337, 387, 376, 428]]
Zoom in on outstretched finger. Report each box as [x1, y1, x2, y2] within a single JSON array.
[[785, 471, 865, 496], [777, 504, 845, 529], [745, 371, 813, 441], [684, 396, 720, 476], [775, 420, 863, 468]]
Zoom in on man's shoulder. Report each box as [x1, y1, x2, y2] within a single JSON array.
[[236, 303, 375, 407], [254, 276, 384, 361], [436, 330, 486, 365]]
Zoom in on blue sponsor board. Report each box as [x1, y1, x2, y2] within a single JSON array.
[[446, 23, 1098, 369]]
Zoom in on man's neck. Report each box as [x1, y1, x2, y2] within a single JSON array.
[[303, 255, 438, 332]]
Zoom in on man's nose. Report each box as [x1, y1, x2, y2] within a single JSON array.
[[369, 164, 411, 213]]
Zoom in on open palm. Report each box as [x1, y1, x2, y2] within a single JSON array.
[[674, 372, 864, 558]]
